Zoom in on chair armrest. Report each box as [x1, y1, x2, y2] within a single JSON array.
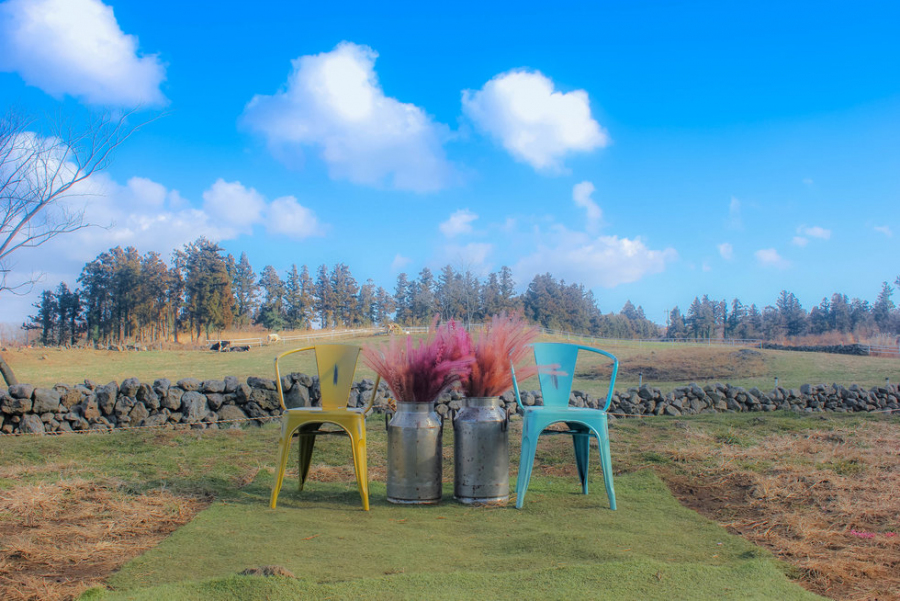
[[575, 344, 619, 412], [360, 375, 382, 413], [274, 346, 315, 411]]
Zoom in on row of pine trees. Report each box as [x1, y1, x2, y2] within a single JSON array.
[[25, 237, 660, 346], [25, 238, 900, 347]]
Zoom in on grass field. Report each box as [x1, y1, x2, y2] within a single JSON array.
[[1, 411, 897, 600], [5, 334, 900, 395]]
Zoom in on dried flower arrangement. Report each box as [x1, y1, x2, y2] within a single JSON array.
[[441, 313, 540, 398], [362, 317, 473, 403]]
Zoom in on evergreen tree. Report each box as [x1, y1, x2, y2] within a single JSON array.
[[258, 265, 285, 331], [284, 264, 304, 330], [873, 281, 895, 331], [231, 252, 258, 329], [666, 306, 687, 339], [394, 272, 412, 325], [182, 238, 235, 339], [374, 286, 397, 325]]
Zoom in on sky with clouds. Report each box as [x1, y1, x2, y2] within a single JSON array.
[[1, 0, 898, 327]]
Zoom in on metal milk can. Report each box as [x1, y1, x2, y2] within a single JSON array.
[[386, 401, 443, 504], [453, 397, 509, 505]]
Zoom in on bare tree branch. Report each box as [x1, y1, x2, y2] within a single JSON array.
[[0, 107, 158, 293]]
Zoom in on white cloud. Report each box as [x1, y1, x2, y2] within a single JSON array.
[[798, 225, 831, 240], [266, 196, 325, 239], [717, 242, 733, 260], [727, 196, 742, 229], [572, 181, 602, 233], [516, 229, 676, 288], [0, 0, 166, 106], [874, 225, 893, 237], [202, 179, 266, 235], [462, 69, 609, 171], [391, 254, 412, 272], [755, 248, 790, 268], [792, 236, 809, 247], [242, 42, 453, 192], [439, 209, 478, 238]]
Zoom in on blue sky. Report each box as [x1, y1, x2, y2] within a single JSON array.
[[1, 0, 898, 327]]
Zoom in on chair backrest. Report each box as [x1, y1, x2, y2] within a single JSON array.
[[314, 344, 361, 411], [274, 344, 361, 410], [530, 342, 619, 411]]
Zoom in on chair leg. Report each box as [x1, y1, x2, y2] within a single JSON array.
[[598, 427, 617, 510], [270, 426, 293, 509], [573, 431, 591, 495], [515, 431, 539, 509], [350, 432, 370, 511], [297, 427, 317, 492]]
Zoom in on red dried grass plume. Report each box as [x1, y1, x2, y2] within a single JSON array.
[[461, 313, 539, 398], [363, 316, 474, 403]]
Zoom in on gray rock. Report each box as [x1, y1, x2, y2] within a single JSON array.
[[247, 376, 277, 391], [20, 413, 45, 434], [153, 378, 171, 398], [130, 402, 149, 424], [137, 384, 160, 409], [95, 382, 118, 414], [177, 378, 202, 391], [223, 376, 239, 393], [32, 388, 61, 414], [114, 397, 136, 419], [206, 393, 225, 411], [54, 384, 82, 409], [163, 387, 184, 411], [1, 393, 32, 415], [235, 383, 252, 402], [9, 384, 34, 399], [143, 413, 170, 427], [217, 404, 249, 422], [120, 377, 140, 397], [296, 374, 313, 387], [202, 379, 226, 393], [181, 391, 209, 423], [250, 387, 280, 411], [284, 384, 310, 408]]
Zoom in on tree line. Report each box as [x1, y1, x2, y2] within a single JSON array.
[[23, 238, 660, 346], [666, 281, 900, 341]]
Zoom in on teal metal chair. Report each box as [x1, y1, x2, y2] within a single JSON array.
[[511, 343, 619, 510]]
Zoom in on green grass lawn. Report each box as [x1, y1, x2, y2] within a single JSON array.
[[85, 471, 819, 601]]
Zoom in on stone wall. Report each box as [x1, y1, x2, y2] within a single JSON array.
[[1, 375, 898, 435]]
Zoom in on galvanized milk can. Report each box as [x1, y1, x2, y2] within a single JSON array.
[[386, 401, 443, 504], [453, 397, 509, 505]]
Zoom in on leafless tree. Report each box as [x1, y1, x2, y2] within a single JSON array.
[[0, 107, 149, 385]]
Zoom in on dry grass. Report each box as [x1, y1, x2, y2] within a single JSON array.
[[582, 347, 769, 383], [0, 479, 208, 601], [654, 420, 900, 600]]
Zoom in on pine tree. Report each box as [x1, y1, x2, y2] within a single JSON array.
[[231, 252, 258, 329], [258, 265, 285, 331]]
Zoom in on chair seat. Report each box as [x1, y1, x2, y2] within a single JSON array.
[[521, 406, 608, 421]]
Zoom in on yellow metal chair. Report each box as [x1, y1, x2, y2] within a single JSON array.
[[269, 344, 381, 510]]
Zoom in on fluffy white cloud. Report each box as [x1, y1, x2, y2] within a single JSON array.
[[202, 179, 267, 235], [572, 181, 602, 233], [462, 69, 608, 171], [874, 225, 892, 237], [0, 0, 166, 106], [439, 209, 478, 238], [266, 196, 324, 239], [755, 248, 789, 268], [718, 242, 733, 260], [792, 236, 809, 247], [242, 42, 453, 192], [516, 229, 676, 288], [439, 242, 494, 275]]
